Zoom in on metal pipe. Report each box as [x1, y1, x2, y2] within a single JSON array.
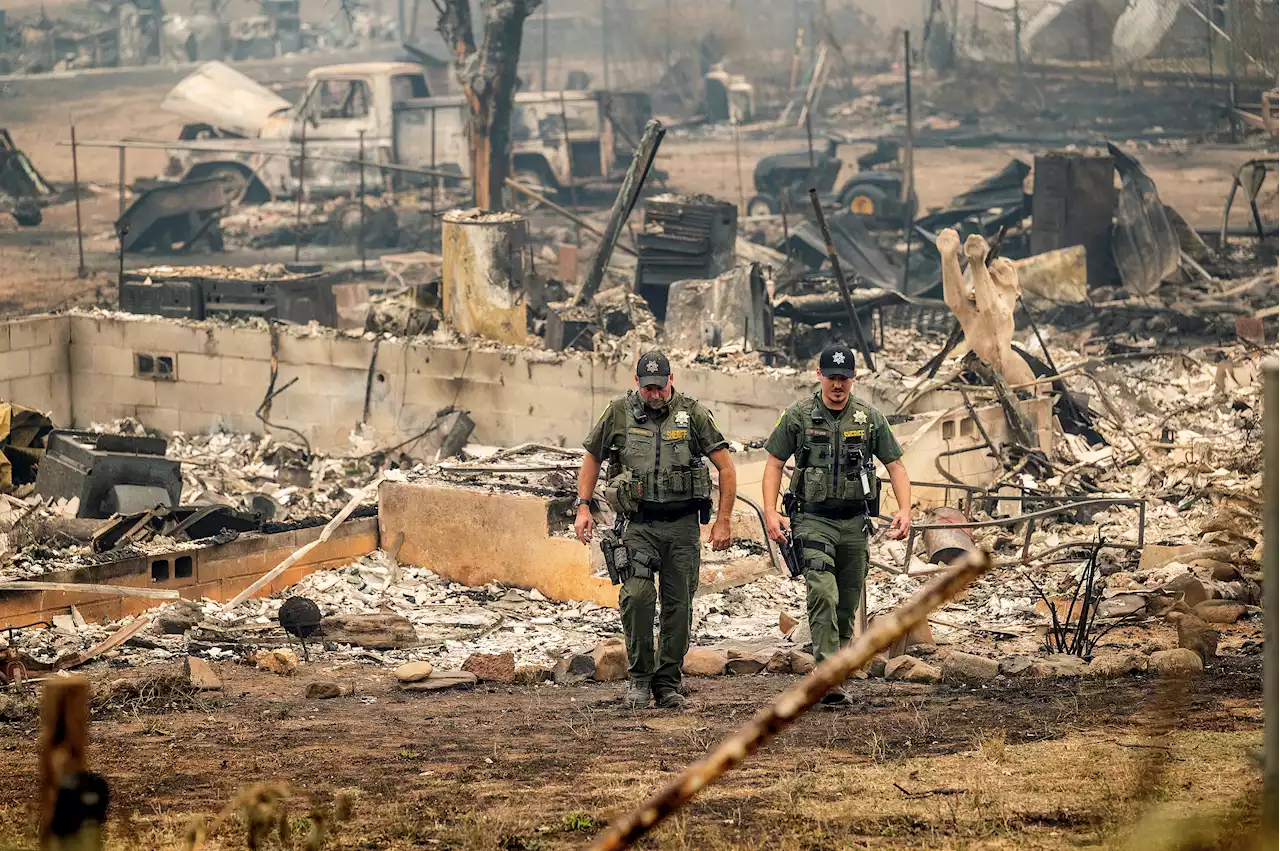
[[117, 144, 126, 219], [921, 506, 976, 565], [70, 122, 86, 279], [1264, 357, 1277, 833], [294, 117, 306, 262], [901, 29, 914, 295], [733, 493, 782, 576], [358, 129, 366, 273]]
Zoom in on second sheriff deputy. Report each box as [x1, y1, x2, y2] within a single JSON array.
[[762, 342, 912, 706]]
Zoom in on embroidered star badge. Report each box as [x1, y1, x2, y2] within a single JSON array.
[[853, 410, 868, 424], [832, 352, 846, 365], [646, 360, 659, 373]]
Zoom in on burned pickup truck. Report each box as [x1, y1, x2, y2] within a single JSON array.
[[161, 61, 651, 204]]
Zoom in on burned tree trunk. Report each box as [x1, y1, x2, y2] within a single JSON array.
[[435, 0, 540, 210]]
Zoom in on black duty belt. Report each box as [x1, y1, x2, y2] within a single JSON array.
[[632, 501, 698, 523], [797, 502, 869, 520]]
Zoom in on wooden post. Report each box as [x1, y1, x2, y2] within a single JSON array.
[[430, 108, 438, 250], [732, 119, 745, 216], [541, 1, 549, 91], [1264, 358, 1277, 837], [558, 90, 578, 209], [807, 188, 876, 373], [116, 145, 126, 219], [600, 0, 610, 91], [902, 30, 915, 295], [41, 676, 106, 851], [70, 123, 86, 279], [358, 129, 366, 273], [571, 119, 664, 307]]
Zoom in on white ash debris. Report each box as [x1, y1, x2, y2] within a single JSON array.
[[91, 418, 388, 520]]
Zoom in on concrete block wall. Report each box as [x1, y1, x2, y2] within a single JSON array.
[[0, 315, 72, 425], [43, 313, 816, 451]]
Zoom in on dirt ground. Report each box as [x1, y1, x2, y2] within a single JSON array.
[[0, 658, 1264, 851]]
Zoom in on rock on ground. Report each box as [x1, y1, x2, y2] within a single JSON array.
[[765, 649, 791, 673], [183, 656, 222, 691], [321, 613, 417, 650], [1177, 615, 1219, 662], [253, 649, 299, 676], [157, 606, 201, 635], [884, 655, 941, 684], [1027, 654, 1090, 678], [725, 655, 768, 675], [999, 656, 1036, 676], [1149, 648, 1204, 677], [552, 654, 595, 684], [867, 655, 887, 678], [514, 665, 549, 685], [682, 647, 728, 676], [1192, 600, 1247, 624], [462, 652, 517, 683], [305, 680, 342, 699], [395, 661, 435, 683], [789, 651, 816, 675], [1088, 652, 1148, 678], [399, 670, 478, 692], [941, 651, 1000, 683], [592, 639, 629, 682]]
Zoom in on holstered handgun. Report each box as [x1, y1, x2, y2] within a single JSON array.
[[599, 516, 630, 586], [778, 531, 804, 580]]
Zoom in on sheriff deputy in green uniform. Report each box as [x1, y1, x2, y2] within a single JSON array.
[[762, 343, 912, 706], [574, 350, 737, 710]]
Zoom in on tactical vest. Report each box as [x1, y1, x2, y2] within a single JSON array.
[[786, 394, 880, 508], [605, 392, 712, 514]]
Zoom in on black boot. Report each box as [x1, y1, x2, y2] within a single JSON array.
[[624, 679, 651, 709], [653, 686, 686, 710]]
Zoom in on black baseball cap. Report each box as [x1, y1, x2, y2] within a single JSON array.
[[636, 350, 672, 387], [819, 344, 856, 378]]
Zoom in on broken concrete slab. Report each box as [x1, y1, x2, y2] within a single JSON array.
[[591, 639, 628, 682], [184, 656, 222, 690], [552, 653, 596, 684], [399, 670, 479, 692]]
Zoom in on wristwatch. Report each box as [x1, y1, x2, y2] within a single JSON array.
[[575, 498, 593, 508]]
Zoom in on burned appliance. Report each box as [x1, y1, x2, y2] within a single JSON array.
[[34, 431, 182, 520]]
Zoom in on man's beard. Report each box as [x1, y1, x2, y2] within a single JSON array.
[[644, 396, 670, 411]]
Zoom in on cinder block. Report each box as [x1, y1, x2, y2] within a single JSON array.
[[328, 397, 367, 433], [0, 325, 11, 354], [11, 374, 53, 411], [176, 351, 222, 385], [221, 357, 272, 389], [122, 318, 207, 354], [214, 327, 272, 361], [518, 385, 592, 421], [416, 346, 471, 378], [28, 343, 68, 377], [78, 402, 140, 424], [136, 405, 182, 435], [48, 372, 71, 426], [154, 380, 224, 414], [49, 317, 71, 348], [69, 316, 126, 349], [330, 336, 378, 370], [9, 319, 52, 351], [277, 333, 333, 367], [524, 359, 570, 389], [282, 390, 331, 424], [178, 410, 221, 435], [0, 349, 31, 381], [0, 382, 12, 404], [113, 375, 158, 407], [91, 344, 136, 377], [303, 364, 368, 398]]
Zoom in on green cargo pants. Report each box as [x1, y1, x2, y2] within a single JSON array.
[[619, 513, 701, 692], [792, 512, 870, 663]]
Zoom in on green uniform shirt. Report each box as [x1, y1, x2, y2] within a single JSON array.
[[584, 391, 728, 463], [765, 393, 902, 466]]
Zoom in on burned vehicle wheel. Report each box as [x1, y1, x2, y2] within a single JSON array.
[[842, 183, 889, 219], [746, 194, 777, 217], [195, 165, 250, 205]]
